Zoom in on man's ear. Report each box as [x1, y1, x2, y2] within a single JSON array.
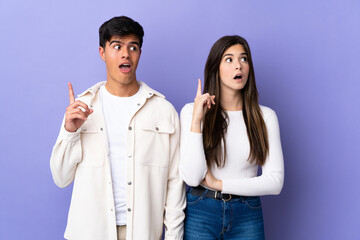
[[99, 46, 105, 61]]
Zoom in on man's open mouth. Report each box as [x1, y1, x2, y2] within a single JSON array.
[[119, 63, 131, 70]]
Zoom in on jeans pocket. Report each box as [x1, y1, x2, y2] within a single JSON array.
[[186, 191, 203, 205], [244, 196, 262, 209]]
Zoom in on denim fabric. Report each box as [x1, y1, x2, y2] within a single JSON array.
[[184, 187, 265, 240]]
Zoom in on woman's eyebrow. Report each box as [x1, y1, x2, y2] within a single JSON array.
[[223, 52, 247, 58]]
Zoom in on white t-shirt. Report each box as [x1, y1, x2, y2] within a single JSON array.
[[100, 85, 142, 225], [179, 103, 284, 196]]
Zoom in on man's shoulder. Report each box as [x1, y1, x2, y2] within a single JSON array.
[[140, 82, 177, 111], [137, 85, 178, 123], [148, 94, 178, 115], [77, 81, 105, 99]]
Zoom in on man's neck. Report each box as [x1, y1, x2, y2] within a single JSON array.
[[105, 79, 140, 97]]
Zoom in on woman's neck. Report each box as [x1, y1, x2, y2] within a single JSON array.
[[220, 90, 243, 111]]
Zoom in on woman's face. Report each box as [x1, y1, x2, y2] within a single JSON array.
[[219, 44, 249, 94]]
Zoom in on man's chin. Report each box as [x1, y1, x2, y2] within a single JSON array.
[[112, 77, 138, 86]]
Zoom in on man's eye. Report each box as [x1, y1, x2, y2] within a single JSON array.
[[225, 58, 232, 63], [114, 45, 121, 50], [129, 46, 137, 51]]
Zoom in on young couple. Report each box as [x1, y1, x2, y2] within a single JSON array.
[[50, 16, 284, 240]]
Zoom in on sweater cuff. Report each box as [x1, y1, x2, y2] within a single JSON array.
[[221, 179, 231, 194], [188, 131, 202, 138]]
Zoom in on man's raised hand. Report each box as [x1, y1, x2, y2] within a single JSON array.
[[64, 82, 93, 132]]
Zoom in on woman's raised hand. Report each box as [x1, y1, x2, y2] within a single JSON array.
[[191, 79, 215, 133], [64, 82, 93, 132]]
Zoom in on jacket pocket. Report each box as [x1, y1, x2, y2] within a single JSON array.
[[137, 119, 175, 167], [79, 119, 105, 167], [141, 119, 175, 134], [80, 118, 98, 133]]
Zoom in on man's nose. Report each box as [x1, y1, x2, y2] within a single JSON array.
[[121, 48, 130, 59]]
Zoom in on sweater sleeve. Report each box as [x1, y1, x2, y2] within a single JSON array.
[[222, 110, 284, 196], [179, 103, 208, 187]]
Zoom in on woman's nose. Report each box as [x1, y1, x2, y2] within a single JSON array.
[[235, 61, 242, 70]]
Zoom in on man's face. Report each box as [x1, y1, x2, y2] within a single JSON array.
[[99, 34, 141, 86]]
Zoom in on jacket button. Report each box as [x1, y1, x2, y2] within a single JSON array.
[[111, 208, 113, 211], [137, 103, 141, 106], [83, 127, 87, 131], [155, 127, 159, 131], [128, 181, 132, 185], [128, 126, 132, 130], [127, 208, 131, 212], [128, 154, 132, 158], [100, 128, 103, 131]]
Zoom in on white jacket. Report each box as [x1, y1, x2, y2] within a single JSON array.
[[50, 81, 185, 240]]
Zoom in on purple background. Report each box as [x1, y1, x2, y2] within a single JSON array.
[[1, 0, 359, 239]]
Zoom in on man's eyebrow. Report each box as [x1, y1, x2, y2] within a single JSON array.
[[109, 40, 140, 46], [129, 41, 140, 46], [109, 40, 122, 45], [223, 52, 248, 58]]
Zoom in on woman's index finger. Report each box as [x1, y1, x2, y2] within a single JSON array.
[[197, 78, 202, 97]]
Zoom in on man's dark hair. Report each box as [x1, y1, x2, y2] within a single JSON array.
[[99, 16, 144, 49]]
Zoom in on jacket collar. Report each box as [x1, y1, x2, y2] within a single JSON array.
[[77, 81, 165, 99]]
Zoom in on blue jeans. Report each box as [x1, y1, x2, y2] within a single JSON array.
[[184, 187, 265, 240]]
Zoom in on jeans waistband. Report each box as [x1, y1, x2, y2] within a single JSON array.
[[190, 186, 246, 201]]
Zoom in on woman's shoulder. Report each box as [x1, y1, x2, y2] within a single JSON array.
[[259, 105, 277, 121], [180, 102, 194, 115]]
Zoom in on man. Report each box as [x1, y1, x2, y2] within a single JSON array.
[[50, 16, 185, 240]]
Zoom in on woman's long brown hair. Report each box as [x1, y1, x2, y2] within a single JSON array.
[[203, 35, 269, 167]]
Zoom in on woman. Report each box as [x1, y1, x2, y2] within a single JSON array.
[[180, 35, 284, 239]]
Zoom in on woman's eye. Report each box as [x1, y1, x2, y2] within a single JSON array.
[[225, 58, 232, 63], [129, 46, 137, 51], [241, 57, 248, 62]]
